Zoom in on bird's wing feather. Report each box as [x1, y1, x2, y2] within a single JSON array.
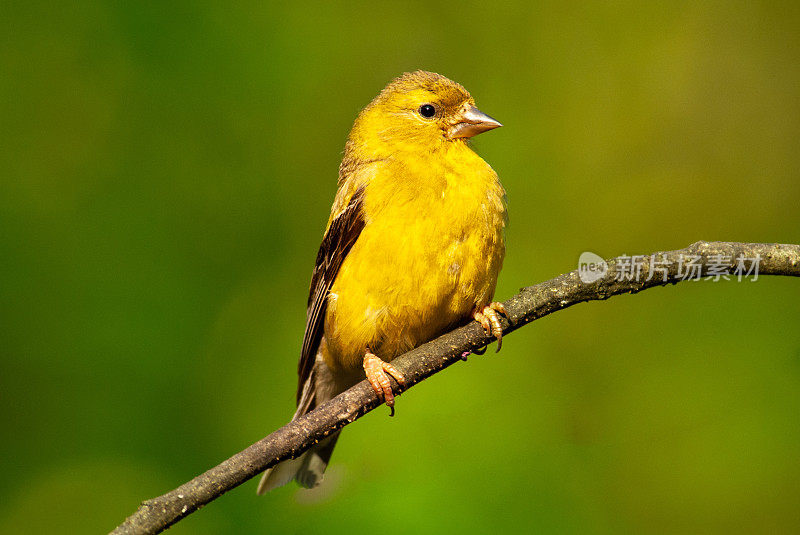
[[296, 184, 366, 405]]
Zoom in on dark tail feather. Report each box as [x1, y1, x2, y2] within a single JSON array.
[[257, 365, 341, 494], [257, 431, 340, 493]]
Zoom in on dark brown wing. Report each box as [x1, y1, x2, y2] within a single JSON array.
[[296, 185, 366, 404]]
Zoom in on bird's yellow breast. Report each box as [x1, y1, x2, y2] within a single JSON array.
[[323, 142, 506, 373]]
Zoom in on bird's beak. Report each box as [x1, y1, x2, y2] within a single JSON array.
[[447, 105, 503, 139]]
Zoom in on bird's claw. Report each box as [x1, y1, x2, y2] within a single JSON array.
[[473, 302, 508, 352], [363, 350, 406, 416]]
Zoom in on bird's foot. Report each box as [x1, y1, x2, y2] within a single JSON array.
[[473, 302, 508, 352], [363, 350, 406, 416]]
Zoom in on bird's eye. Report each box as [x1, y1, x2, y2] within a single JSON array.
[[418, 104, 436, 118]]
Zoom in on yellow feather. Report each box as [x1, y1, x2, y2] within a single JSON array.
[[323, 72, 506, 373]]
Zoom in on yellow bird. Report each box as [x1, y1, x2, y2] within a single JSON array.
[[258, 70, 507, 493]]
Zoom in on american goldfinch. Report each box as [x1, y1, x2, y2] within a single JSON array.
[[258, 70, 507, 493]]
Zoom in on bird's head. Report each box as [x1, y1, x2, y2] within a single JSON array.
[[347, 71, 502, 157]]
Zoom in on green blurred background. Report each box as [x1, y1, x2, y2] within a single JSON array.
[[2, 1, 799, 533]]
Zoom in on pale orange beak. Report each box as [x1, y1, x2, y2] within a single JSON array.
[[447, 105, 503, 139]]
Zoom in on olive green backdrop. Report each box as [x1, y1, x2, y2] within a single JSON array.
[[2, 2, 799, 533]]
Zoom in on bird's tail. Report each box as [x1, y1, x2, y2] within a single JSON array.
[[257, 365, 340, 494], [256, 431, 340, 494]]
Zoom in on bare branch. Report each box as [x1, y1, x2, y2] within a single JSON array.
[[111, 241, 800, 535]]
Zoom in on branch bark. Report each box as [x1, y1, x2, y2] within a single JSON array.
[[112, 241, 800, 535]]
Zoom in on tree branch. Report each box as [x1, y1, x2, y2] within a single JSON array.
[[111, 241, 800, 535]]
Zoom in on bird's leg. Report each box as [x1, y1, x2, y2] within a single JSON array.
[[363, 348, 407, 416], [473, 302, 508, 352]]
